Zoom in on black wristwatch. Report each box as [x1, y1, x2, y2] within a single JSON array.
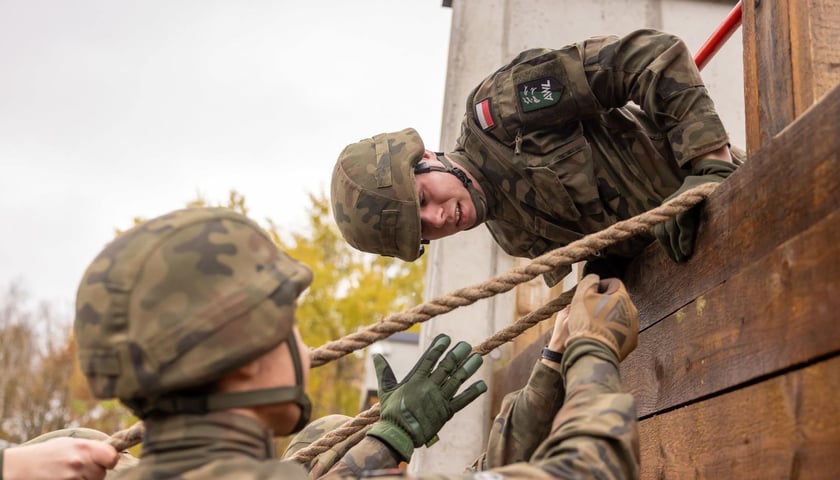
[[540, 346, 563, 363]]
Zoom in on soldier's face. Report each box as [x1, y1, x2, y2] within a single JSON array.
[[248, 327, 311, 435], [415, 151, 478, 240]]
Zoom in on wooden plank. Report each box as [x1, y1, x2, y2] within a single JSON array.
[[489, 330, 549, 418], [639, 354, 840, 479], [790, 0, 840, 115], [789, 0, 816, 114], [741, 0, 762, 154], [756, 0, 795, 146], [622, 206, 840, 417], [624, 84, 840, 330]]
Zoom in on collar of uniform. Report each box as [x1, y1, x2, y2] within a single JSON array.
[[445, 150, 498, 218], [141, 411, 275, 463]]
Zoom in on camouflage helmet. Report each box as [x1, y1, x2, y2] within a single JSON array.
[[331, 128, 425, 261], [74, 207, 313, 417]]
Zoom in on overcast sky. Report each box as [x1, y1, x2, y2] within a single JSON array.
[[0, 1, 452, 311]]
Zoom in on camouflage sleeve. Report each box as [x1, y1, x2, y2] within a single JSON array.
[[479, 361, 565, 469], [466, 340, 638, 479], [318, 436, 402, 478], [323, 341, 637, 480], [519, 339, 640, 479], [280, 415, 401, 478], [579, 29, 729, 166]]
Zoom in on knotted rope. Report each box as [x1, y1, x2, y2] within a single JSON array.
[[105, 181, 718, 458]]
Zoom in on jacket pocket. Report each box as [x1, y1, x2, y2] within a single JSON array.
[[522, 135, 601, 222]]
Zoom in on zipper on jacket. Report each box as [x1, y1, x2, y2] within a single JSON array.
[[514, 130, 522, 155]]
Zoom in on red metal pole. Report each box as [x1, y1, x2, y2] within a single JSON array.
[[693, 1, 743, 70]]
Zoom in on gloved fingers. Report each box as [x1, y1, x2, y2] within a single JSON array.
[[428, 341, 472, 385], [676, 208, 700, 260], [412, 334, 452, 379], [654, 213, 685, 262], [449, 380, 488, 413], [653, 221, 671, 256], [440, 353, 483, 398], [373, 353, 398, 392]]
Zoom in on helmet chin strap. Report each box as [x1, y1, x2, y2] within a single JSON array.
[[414, 153, 487, 229], [126, 337, 312, 436]]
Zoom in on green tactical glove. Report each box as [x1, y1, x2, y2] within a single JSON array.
[[654, 158, 738, 262], [564, 274, 639, 361], [367, 334, 488, 461]]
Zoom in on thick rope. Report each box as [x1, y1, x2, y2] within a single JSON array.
[[107, 421, 144, 452], [290, 288, 577, 464], [105, 181, 717, 455], [310, 182, 716, 366]]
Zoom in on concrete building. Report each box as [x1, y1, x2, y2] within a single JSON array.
[[359, 332, 421, 411]]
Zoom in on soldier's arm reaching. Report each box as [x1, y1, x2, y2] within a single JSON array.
[[476, 306, 570, 469], [318, 276, 640, 480], [321, 334, 488, 478], [470, 275, 640, 479]]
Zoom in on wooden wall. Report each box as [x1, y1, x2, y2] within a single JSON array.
[[743, 0, 840, 154], [491, 3, 840, 477]]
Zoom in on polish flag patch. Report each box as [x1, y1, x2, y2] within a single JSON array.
[[474, 99, 495, 131]]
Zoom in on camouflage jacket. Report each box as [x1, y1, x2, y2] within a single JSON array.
[[108, 344, 637, 479], [109, 411, 401, 479], [453, 29, 737, 282], [109, 412, 308, 479]]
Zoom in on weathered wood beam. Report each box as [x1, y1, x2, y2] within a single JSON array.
[[623, 206, 840, 417], [789, 0, 840, 117], [743, 0, 795, 153], [639, 354, 840, 479], [625, 82, 840, 329], [742, 0, 840, 153]]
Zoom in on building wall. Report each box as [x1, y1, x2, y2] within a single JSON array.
[[413, 0, 745, 474], [359, 332, 420, 410]]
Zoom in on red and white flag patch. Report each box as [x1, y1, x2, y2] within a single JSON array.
[[474, 99, 494, 131]]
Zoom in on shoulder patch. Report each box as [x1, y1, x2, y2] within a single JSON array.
[[517, 76, 563, 112], [474, 98, 495, 131]]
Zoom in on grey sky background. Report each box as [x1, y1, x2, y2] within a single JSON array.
[[0, 1, 452, 311]]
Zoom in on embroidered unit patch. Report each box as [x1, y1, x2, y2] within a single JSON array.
[[474, 98, 494, 131], [518, 76, 563, 112]]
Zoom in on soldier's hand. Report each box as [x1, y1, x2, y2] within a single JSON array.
[[654, 158, 737, 262], [564, 275, 640, 361], [367, 334, 487, 461], [2, 437, 120, 480], [547, 306, 571, 353]]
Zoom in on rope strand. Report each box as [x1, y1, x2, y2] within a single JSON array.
[[105, 181, 717, 458], [310, 182, 715, 366]]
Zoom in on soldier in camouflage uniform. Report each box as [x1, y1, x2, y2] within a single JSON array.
[[285, 273, 641, 479], [331, 29, 743, 285], [73, 207, 640, 478], [72, 206, 487, 479]]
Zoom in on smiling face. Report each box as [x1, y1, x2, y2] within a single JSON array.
[[415, 151, 478, 240]]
